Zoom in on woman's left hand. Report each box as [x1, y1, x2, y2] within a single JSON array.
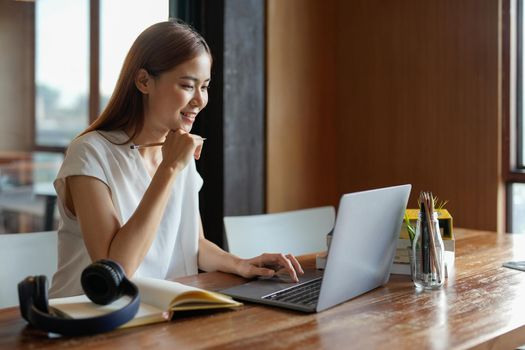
[[235, 253, 304, 283]]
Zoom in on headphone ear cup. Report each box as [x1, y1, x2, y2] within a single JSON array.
[[18, 276, 37, 321], [33, 276, 49, 313], [81, 260, 125, 305]]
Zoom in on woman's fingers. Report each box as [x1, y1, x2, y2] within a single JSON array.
[[285, 253, 304, 275], [193, 137, 204, 160], [161, 130, 205, 168], [261, 253, 299, 282], [239, 253, 303, 282]]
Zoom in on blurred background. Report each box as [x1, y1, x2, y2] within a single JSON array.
[[0, 0, 523, 247]]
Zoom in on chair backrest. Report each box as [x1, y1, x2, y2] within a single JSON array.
[[0, 231, 58, 308], [224, 206, 335, 259]]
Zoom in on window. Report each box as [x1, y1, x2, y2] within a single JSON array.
[[34, 0, 169, 149], [99, 0, 168, 110], [35, 0, 89, 147], [506, 0, 525, 233], [510, 184, 525, 232]]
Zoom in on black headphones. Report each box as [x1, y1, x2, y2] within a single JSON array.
[[18, 259, 140, 336]]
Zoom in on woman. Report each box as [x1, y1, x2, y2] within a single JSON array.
[[49, 20, 303, 297]]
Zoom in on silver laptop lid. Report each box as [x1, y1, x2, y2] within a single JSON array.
[[316, 184, 411, 312]]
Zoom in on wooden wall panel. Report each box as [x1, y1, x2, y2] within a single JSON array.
[[267, 0, 503, 231], [0, 1, 34, 152], [335, 0, 502, 231], [266, 0, 338, 213]]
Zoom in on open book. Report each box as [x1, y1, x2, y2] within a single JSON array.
[[49, 277, 242, 328]]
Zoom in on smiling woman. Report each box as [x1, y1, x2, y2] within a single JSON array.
[[49, 20, 304, 298]]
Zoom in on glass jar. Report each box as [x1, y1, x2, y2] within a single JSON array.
[[411, 211, 445, 289]]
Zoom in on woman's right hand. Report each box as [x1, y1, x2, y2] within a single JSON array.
[[235, 253, 304, 283], [160, 129, 204, 173]]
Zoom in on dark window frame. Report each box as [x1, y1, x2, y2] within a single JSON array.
[[516, 0, 525, 170], [173, 0, 266, 247]]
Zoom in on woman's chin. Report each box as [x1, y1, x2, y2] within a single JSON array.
[[181, 122, 193, 132], [169, 122, 192, 132]]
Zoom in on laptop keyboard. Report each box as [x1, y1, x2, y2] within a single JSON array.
[[262, 278, 322, 308]]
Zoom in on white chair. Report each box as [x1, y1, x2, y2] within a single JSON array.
[[224, 206, 335, 259], [0, 231, 58, 308]]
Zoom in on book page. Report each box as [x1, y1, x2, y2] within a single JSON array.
[[132, 277, 241, 310], [132, 277, 194, 309]]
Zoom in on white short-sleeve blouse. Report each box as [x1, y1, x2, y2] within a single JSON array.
[[49, 130, 203, 298]]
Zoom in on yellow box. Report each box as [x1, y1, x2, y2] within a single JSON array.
[[400, 208, 453, 240]]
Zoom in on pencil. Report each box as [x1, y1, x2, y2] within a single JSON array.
[[130, 138, 206, 150]]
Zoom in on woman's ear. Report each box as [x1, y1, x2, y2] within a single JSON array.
[[135, 68, 151, 94]]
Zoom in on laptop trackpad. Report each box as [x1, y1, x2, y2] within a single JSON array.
[[221, 269, 324, 299]]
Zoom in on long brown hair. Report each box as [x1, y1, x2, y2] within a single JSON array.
[[81, 19, 211, 142]]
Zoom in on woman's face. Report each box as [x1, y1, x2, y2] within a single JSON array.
[[144, 53, 211, 133]]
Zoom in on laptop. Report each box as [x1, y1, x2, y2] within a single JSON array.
[[220, 184, 411, 313]]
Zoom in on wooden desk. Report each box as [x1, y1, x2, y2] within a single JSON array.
[[1, 229, 525, 349]]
